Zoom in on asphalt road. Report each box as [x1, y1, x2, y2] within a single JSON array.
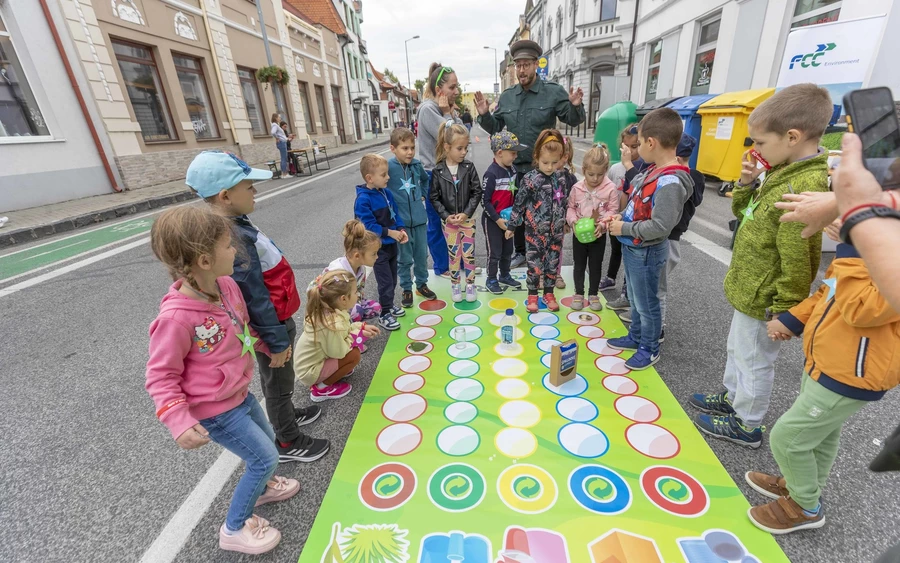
[[1, 126, 898, 563]]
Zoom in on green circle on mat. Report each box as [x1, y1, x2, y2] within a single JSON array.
[[428, 463, 486, 512], [454, 300, 482, 311], [444, 402, 478, 424], [448, 342, 480, 359], [448, 359, 480, 378], [454, 313, 480, 325]]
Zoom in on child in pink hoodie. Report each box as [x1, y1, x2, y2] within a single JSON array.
[[145, 207, 297, 555], [566, 144, 618, 311]]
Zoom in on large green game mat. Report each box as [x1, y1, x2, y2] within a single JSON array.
[[299, 268, 790, 563]]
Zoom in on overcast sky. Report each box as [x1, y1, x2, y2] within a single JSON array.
[[361, 0, 525, 94]]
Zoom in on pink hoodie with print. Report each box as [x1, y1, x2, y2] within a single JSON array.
[[566, 176, 619, 226], [145, 277, 265, 440]]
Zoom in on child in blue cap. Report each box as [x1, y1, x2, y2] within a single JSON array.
[[186, 151, 330, 464]]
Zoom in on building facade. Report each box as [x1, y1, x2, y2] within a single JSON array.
[[630, 0, 899, 105]]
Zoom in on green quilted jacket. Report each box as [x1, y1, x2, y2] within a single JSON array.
[[724, 152, 829, 320]]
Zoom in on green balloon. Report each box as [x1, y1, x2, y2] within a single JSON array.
[[574, 217, 597, 244]]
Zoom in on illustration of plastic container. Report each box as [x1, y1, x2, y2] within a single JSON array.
[[419, 531, 490, 563]]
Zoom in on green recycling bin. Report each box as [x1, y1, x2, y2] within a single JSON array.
[[635, 96, 682, 120], [593, 101, 637, 164]]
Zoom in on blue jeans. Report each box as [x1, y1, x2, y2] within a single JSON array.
[[276, 140, 288, 176], [425, 170, 449, 275], [200, 393, 278, 532], [399, 224, 429, 291], [622, 240, 668, 354]]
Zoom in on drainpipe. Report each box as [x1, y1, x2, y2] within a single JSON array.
[[626, 0, 640, 98], [38, 0, 122, 192], [198, 0, 239, 144]]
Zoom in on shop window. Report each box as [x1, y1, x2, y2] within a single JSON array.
[[237, 67, 266, 135], [113, 40, 176, 141], [298, 81, 315, 134], [0, 14, 50, 137], [792, 0, 841, 28], [315, 85, 330, 132], [690, 18, 720, 96], [173, 55, 219, 139], [645, 40, 662, 102]]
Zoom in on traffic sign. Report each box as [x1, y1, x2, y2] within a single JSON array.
[[537, 56, 549, 80]]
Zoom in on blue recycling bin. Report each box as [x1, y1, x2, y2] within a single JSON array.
[[666, 94, 719, 169]]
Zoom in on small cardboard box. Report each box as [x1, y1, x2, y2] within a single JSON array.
[[549, 339, 578, 387]]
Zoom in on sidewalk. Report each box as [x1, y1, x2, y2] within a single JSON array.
[[0, 137, 388, 249]]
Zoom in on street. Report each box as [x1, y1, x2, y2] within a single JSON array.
[[2, 126, 899, 563]]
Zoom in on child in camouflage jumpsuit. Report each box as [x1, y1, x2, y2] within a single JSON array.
[[508, 129, 568, 313]]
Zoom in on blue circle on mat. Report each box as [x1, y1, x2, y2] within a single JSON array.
[[540, 353, 552, 368], [541, 373, 588, 396], [558, 423, 609, 458], [528, 312, 559, 325], [568, 465, 632, 514], [556, 397, 599, 422], [530, 325, 560, 339]]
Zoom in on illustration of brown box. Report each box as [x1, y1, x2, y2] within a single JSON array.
[[549, 339, 578, 387]]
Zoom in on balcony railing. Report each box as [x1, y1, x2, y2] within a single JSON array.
[[575, 19, 619, 46]]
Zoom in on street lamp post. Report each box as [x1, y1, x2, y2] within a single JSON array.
[[405, 35, 420, 91], [483, 46, 498, 94]]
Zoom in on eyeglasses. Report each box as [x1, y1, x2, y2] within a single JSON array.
[[436, 66, 454, 85], [514, 61, 536, 70]]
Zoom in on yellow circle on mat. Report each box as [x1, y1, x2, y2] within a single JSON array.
[[494, 343, 525, 357], [496, 379, 530, 399], [489, 298, 518, 311], [492, 358, 529, 378], [495, 427, 538, 458], [499, 400, 541, 428], [497, 464, 558, 514]]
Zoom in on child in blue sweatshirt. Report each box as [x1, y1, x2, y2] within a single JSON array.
[[354, 154, 408, 331], [387, 128, 438, 308]]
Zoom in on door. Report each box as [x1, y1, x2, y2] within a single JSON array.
[[332, 86, 347, 144], [589, 65, 615, 130], [354, 109, 363, 141]]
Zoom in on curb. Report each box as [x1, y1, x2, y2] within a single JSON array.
[[0, 141, 388, 250]]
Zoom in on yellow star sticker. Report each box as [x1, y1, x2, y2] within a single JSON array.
[[235, 323, 258, 357]]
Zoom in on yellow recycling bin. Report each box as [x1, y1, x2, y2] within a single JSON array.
[[696, 89, 775, 189]]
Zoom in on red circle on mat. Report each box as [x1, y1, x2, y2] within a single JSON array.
[[640, 465, 708, 517], [560, 296, 574, 308], [359, 462, 417, 511], [419, 299, 447, 311]]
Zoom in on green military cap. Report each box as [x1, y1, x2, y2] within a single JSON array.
[[510, 39, 542, 61]]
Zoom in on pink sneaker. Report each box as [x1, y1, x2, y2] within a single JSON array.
[[255, 475, 300, 507], [219, 515, 281, 554], [310, 381, 352, 402]]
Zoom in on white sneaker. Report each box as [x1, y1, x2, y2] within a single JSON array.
[[219, 515, 281, 554], [282, 174, 293, 179], [474, 267, 483, 275], [465, 283, 477, 302], [451, 283, 463, 303]]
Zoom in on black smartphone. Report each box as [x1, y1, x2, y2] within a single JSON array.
[[843, 87, 900, 190]]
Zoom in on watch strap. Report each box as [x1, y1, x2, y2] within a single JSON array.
[[839, 206, 900, 245]]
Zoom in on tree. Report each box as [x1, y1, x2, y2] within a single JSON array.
[[414, 79, 426, 95], [383, 68, 399, 83]]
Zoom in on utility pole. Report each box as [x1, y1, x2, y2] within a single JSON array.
[[254, 0, 280, 112], [483, 46, 498, 94], [405, 35, 420, 90]]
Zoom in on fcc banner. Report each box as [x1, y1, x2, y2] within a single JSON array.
[[776, 16, 886, 116]]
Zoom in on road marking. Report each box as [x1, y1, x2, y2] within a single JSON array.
[[682, 230, 732, 266], [21, 240, 88, 260], [691, 216, 733, 238]]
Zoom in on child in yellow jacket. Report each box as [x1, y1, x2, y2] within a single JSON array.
[[745, 226, 900, 535]]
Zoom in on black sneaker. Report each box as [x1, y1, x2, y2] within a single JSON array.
[[294, 406, 321, 427], [486, 279, 504, 294], [417, 284, 437, 300], [402, 290, 414, 308], [498, 274, 522, 288], [277, 434, 330, 463], [689, 391, 736, 415]]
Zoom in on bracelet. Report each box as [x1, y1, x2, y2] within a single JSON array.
[[889, 190, 899, 210], [156, 398, 186, 418], [841, 202, 887, 224], [839, 205, 900, 245]]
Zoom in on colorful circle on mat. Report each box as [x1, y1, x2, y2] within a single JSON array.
[[568, 465, 632, 515], [542, 373, 588, 396], [498, 400, 541, 428], [490, 312, 522, 327], [567, 311, 600, 325], [560, 295, 574, 308], [495, 427, 538, 458], [530, 325, 560, 339], [497, 464, 558, 514], [427, 463, 486, 512], [595, 356, 631, 375], [447, 341, 480, 359], [537, 339, 562, 353], [419, 300, 446, 312], [492, 358, 529, 378], [444, 402, 478, 424], [448, 359, 480, 378], [449, 325, 483, 341], [558, 423, 609, 458], [381, 393, 427, 423], [615, 396, 661, 423], [586, 338, 613, 355], [406, 341, 434, 355], [359, 462, 416, 511], [540, 353, 552, 368], [489, 297, 518, 311], [494, 343, 525, 357], [626, 423, 681, 459], [556, 397, 599, 422], [602, 375, 638, 395], [529, 312, 558, 325], [640, 466, 709, 517], [493, 327, 525, 341], [577, 325, 604, 339], [436, 425, 481, 456], [376, 423, 422, 456], [496, 378, 530, 399], [446, 378, 484, 401], [415, 313, 443, 327], [522, 297, 548, 310], [399, 355, 431, 374], [454, 300, 482, 311], [454, 313, 480, 325], [393, 373, 425, 393], [407, 326, 436, 341]]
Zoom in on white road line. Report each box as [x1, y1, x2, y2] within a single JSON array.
[[139, 452, 240, 563], [682, 230, 732, 266], [691, 216, 733, 238], [21, 240, 88, 260]]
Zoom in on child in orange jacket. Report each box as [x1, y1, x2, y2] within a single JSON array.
[[745, 225, 900, 535]]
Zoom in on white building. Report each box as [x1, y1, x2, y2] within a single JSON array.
[[332, 0, 375, 140], [630, 0, 900, 104]]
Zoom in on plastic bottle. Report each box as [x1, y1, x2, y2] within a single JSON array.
[[500, 308, 516, 350]]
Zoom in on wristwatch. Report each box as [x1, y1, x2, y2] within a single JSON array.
[[839, 206, 900, 245]]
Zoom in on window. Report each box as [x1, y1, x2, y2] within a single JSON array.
[[298, 81, 315, 134], [0, 15, 50, 137], [547, 18, 553, 47], [173, 55, 219, 139], [600, 0, 617, 21], [645, 40, 662, 102], [556, 8, 563, 45], [571, 0, 577, 35], [690, 18, 719, 96], [792, 0, 841, 28], [237, 67, 266, 136], [316, 86, 330, 132], [113, 40, 176, 142], [273, 82, 291, 125]]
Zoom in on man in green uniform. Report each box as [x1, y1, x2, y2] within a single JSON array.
[[475, 39, 585, 267]]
